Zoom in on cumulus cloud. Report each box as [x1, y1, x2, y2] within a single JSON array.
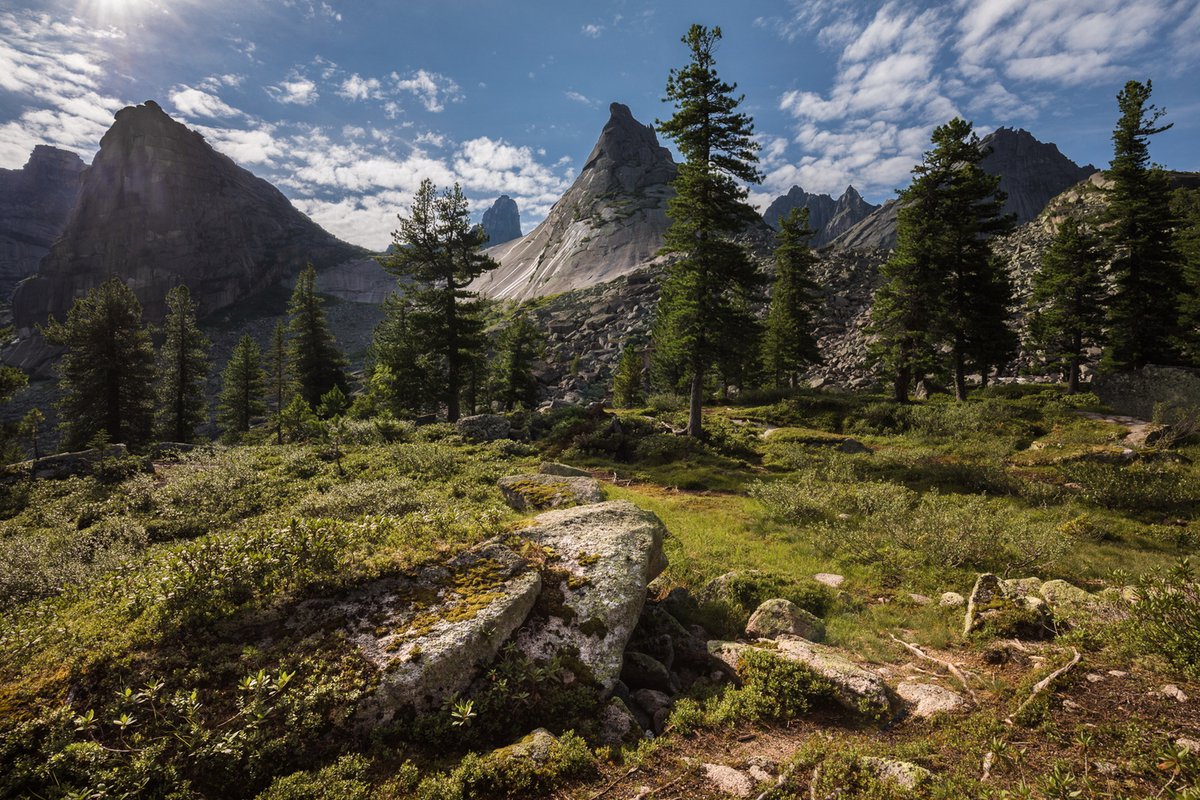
[[169, 86, 243, 119], [338, 73, 381, 101], [267, 69, 319, 105], [393, 69, 462, 113]]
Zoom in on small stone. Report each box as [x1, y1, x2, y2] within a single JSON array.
[[620, 651, 676, 694], [895, 681, 967, 718], [632, 688, 672, 718], [1158, 684, 1189, 702], [862, 757, 931, 790], [745, 598, 825, 642], [1086, 673, 1105, 683], [814, 573, 845, 588], [939, 591, 965, 608], [1177, 737, 1200, 754], [1107, 670, 1128, 677], [908, 593, 932, 605], [1094, 760, 1119, 776], [597, 697, 641, 747], [748, 765, 773, 783], [702, 764, 755, 798]]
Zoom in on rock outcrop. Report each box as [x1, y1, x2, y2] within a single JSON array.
[[497, 474, 604, 511], [470, 103, 677, 302], [0, 146, 85, 300], [12, 101, 363, 334], [481, 195, 522, 246], [762, 185, 878, 247]]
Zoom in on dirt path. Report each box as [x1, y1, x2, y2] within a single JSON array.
[[1074, 410, 1160, 448]]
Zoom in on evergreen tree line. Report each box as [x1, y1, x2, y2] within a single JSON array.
[[615, 34, 1200, 424]]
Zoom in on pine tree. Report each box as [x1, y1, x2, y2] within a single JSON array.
[[1027, 218, 1108, 393], [1102, 79, 1185, 371], [762, 208, 822, 388], [611, 341, 646, 408], [42, 277, 157, 449], [156, 285, 210, 442], [1170, 187, 1200, 364], [370, 294, 437, 416], [652, 24, 763, 436], [287, 264, 348, 409], [217, 334, 266, 441], [380, 180, 494, 421], [869, 118, 1015, 401], [265, 321, 291, 445], [489, 310, 543, 411], [19, 408, 44, 460]]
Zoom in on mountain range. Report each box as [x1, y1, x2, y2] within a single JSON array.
[[762, 185, 878, 247]]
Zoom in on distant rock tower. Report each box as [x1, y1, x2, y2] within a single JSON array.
[[482, 195, 522, 246]]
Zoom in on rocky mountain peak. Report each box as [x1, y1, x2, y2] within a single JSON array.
[[12, 100, 362, 334], [0, 145, 85, 299], [763, 184, 879, 247], [471, 102, 677, 302], [482, 195, 521, 246]]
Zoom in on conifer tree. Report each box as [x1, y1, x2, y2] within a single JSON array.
[[156, 285, 210, 442], [265, 321, 291, 444], [489, 310, 543, 411], [42, 277, 156, 449], [287, 264, 348, 409], [762, 208, 822, 388], [1170, 187, 1200, 364], [370, 295, 436, 416], [611, 342, 646, 409], [217, 334, 265, 441], [869, 118, 1015, 401], [380, 180, 494, 421], [652, 24, 763, 436], [1102, 79, 1185, 371], [1027, 218, 1108, 393], [19, 408, 44, 460]]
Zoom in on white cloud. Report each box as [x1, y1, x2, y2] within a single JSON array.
[[267, 70, 319, 105], [581, 23, 604, 37], [393, 69, 462, 113], [564, 91, 598, 107], [338, 73, 381, 101], [169, 86, 243, 119]]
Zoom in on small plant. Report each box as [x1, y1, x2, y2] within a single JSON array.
[[449, 698, 476, 728], [1123, 559, 1200, 679]]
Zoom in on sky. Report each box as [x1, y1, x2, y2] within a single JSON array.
[[1, 0, 1198, 252]]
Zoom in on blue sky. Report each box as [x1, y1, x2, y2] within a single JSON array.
[[1, 0, 1198, 251]]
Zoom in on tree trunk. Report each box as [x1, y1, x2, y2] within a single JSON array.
[[953, 338, 968, 402], [979, 367, 990, 390], [687, 369, 704, 438], [1067, 330, 1082, 395]]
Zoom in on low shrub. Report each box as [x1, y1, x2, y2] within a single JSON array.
[[1122, 559, 1200, 680], [1058, 460, 1198, 511], [415, 730, 595, 800], [257, 755, 373, 800]]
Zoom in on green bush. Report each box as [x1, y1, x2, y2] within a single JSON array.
[[416, 730, 596, 800], [0, 514, 148, 603], [1058, 459, 1198, 511], [717, 647, 833, 722], [257, 755, 373, 800], [1123, 560, 1200, 680]]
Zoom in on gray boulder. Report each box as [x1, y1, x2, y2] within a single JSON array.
[[745, 598, 825, 642], [963, 573, 1051, 637], [597, 697, 642, 746], [455, 413, 511, 442], [709, 636, 895, 719], [299, 541, 541, 722], [497, 473, 604, 511], [895, 681, 967, 718], [514, 501, 668, 688]]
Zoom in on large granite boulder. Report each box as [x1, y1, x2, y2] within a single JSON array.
[[744, 598, 825, 642], [514, 500, 668, 688], [455, 413, 511, 442], [497, 473, 603, 511], [0, 145, 84, 299], [12, 101, 363, 335], [710, 636, 895, 719]]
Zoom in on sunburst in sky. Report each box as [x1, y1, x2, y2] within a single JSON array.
[[2, 0, 1198, 249]]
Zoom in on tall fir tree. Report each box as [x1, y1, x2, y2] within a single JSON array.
[[156, 285, 210, 442], [370, 294, 437, 416], [264, 320, 292, 445], [42, 277, 157, 449], [287, 264, 348, 409], [1102, 79, 1185, 371], [652, 24, 763, 436], [868, 118, 1015, 401], [1170, 187, 1200, 364], [1027, 218, 1108, 393], [762, 208, 822, 388], [379, 180, 494, 421], [489, 310, 544, 411], [217, 334, 266, 441], [611, 341, 646, 409]]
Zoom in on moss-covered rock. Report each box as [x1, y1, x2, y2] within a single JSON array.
[[498, 473, 603, 511], [744, 597, 825, 642]]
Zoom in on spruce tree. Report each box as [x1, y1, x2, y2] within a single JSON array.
[[762, 208, 822, 388], [611, 342, 646, 409], [489, 310, 543, 411], [19, 408, 44, 460], [1170, 187, 1200, 364], [652, 24, 763, 436], [1027, 219, 1108, 393], [370, 294, 436, 416], [1102, 79, 1185, 371], [42, 277, 157, 449], [380, 180, 494, 421], [156, 285, 210, 442], [287, 264, 348, 409], [869, 118, 1015, 401], [217, 334, 266, 441], [265, 321, 291, 444]]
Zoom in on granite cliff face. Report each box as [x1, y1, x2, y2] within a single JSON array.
[[471, 103, 677, 302], [830, 127, 1096, 252], [12, 101, 363, 333], [762, 185, 878, 247], [0, 146, 85, 300], [481, 195, 521, 246]]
